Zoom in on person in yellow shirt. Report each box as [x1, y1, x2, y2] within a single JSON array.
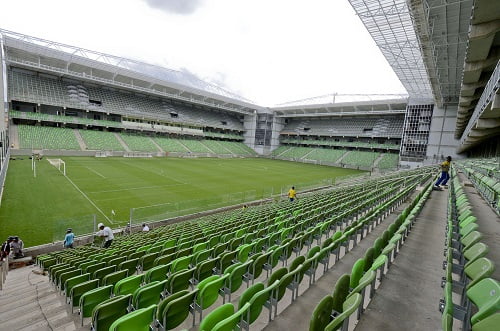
[[288, 186, 297, 202], [434, 156, 452, 190]]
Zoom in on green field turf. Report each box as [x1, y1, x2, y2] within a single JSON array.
[[0, 157, 364, 247]]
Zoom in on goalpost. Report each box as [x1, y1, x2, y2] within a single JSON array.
[[47, 158, 66, 176]]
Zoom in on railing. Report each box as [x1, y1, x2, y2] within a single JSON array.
[[0, 256, 8, 290]]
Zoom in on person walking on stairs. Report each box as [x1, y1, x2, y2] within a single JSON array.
[[434, 156, 452, 190]]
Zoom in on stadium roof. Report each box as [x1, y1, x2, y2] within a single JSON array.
[[0, 28, 262, 115], [272, 93, 408, 117]]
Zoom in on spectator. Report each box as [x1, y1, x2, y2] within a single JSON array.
[[63, 228, 75, 248], [288, 186, 297, 202], [96, 223, 114, 248], [1, 237, 13, 260], [10, 236, 24, 259], [434, 156, 452, 190], [142, 223, 150, 232]]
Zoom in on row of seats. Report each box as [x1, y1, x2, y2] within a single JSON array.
[[309, 180, 434, 330], [36, 168, 432, 330], [458, 159, 500, 214], [281, 138, 400, 151], [9, 70, 245, 131], [18, 124, 81, 150], [15, 124, 254, 156], [271, 146, 399, 170], [439, 166, 499, 330]]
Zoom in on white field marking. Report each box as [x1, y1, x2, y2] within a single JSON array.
[[64, 175, 113, 224], [88, 183, 185, 194], [86, 166, 106, 178], [119, 160, 189, 185]]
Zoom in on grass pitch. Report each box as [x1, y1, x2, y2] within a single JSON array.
[[0, 157, 364, 247]]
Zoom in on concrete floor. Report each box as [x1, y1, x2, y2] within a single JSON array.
[[263, 191, 418, 331], [355, 188, 446, 331]]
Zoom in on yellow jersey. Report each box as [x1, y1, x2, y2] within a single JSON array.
[[288, 188, 296, 199], [441, 160, 450, 172]]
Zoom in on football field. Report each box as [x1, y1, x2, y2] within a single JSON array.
[[0, 157, 365, 247]]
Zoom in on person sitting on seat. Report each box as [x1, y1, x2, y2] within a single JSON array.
[[142, 223, 150, 232]]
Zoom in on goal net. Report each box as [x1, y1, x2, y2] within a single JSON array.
[[47, 158, 66, 176]]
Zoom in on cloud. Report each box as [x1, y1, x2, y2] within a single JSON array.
[[143, 0, 204, 15]]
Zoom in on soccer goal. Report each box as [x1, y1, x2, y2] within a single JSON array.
[[47, 158, 66, 176]]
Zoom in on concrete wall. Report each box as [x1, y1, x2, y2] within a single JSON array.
[[243, 113, 257, 151], [270, 116, 285, 154], [0, 36, 7, 131], [426, 105, 463, 162]]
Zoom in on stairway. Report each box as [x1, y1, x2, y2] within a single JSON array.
[[114, 133, 131, 152], [0, 265, 87, 331], [73, 130, 87, 151], [8, 123, 19, 149], [372, 153, 386, 168], [336, 150, 351, 164], [149, 138, 164, 153]]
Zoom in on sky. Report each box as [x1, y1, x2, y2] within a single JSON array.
[[0, 0, 407, 106]]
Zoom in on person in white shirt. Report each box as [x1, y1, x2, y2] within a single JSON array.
[[142, 223, 150, 232], [96, 223, 114, 248]]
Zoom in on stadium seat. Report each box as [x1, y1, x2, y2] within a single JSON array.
[[109, 304, 156, 331], [195, 274, 229, 322], [79, 285, 114, 325], [324, 293, 362, 331], [309, 295, 334, 331], [91, 294, 131, 331], [113, 274, 143, 296], [132, 280, 164, 310], [156, 289, 198, 330]]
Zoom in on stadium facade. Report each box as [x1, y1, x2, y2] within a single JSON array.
[[0, 0, 498, 190]]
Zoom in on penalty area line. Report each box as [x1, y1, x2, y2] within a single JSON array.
[[64, 174, 113, 224]]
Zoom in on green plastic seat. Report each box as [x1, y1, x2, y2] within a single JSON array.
[[79, 285, 113, 325], [91, 294, 131, 331], [157, 289, 198, 330], [103, 269, 129, 287], [165, 268, 194, 295], [218, 250, 237, 274], [324, 293, 362, 331], [369, 255, 387, 274], [194, 258, 218, 283], [237, 244, 252, 263], [212, 302, 250, 331], [461, 231, 483, 250], [68, 278, 98, 312], [196, 274, 229, 322], [460, 222, 478, 238], [118, 258, 139, 276], [154, 254, 174, 267], [238, 282, 265, 324], [332, 274, 350, 313], [193, 249, 212, 265], [59, 269, 82, 292], [363, 248, 374, 272], [289, 256, 306, 272], [108, 256, 127, 268], [85, 262, 107, 276], [472, 313, 500, 331], [64, 273, 90, 298], [132, 281, 164, 309], [93, 265, 116, 281], [464, 258, 495, 289], [309, 295, 334, 331], [139, 253, 159, 272], [350, 259, 365, 289], [109, 304, 156, 331], [145, 264, 169, 283], [199, 303, 234, 331], [170, 255, 192, 274], [114, 274, 144, 296], [223, 260, 253, 301], [464, 243, 489, 268], [466, 278, 500, 325]]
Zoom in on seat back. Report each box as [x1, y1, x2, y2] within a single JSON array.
[[167, 268, 194, 294], [197, 274, 228, 309], [79, 284, 113, 318], [118, 258, 139, 276], [159, 289, 198, 330], [332, 274, 350, 313], [465, 257, 495, 289], [199, 303, 234, 331], [170, 255, 192, 274], [145, 264, 169, 283], [109, 304, 156, 331], [227, 260, 252, 293], [213, 302, 250, 331], [93, 265, 116, 281], [309, 295, 334, 331], [69, 279, 98, 308], [466, 278, 500, 325], [65, 273, 90, 297], [114, 274, 143, 296], [350, 258, 366, 289], [91, 294, 131, 331], [133, 281, 163, 309], [103, 269, 128, 287]]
